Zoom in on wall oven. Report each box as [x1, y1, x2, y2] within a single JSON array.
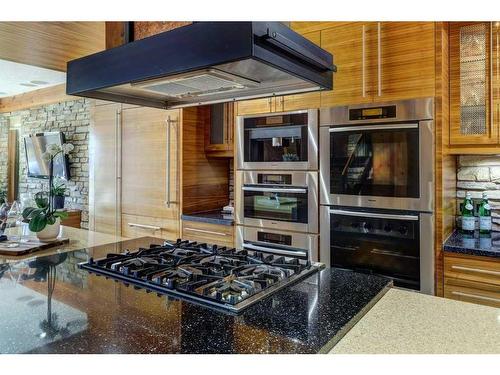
[[319, 98, 434, 212], [320, 206, 434, 294], [236, 226, 319, 262], [236, 109, 318, 171], [236, 170, 318, 234]]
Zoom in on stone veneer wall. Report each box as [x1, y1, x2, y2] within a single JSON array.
[[0, 116, 8, 195], [0, 99, 90, 228], [457, 155, 500, 231]]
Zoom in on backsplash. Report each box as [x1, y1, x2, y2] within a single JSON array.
[[0, 99, 90, 228], [456, 155, 500, 231]]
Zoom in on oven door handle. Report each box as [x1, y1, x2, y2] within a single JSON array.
[[329, 209, 419, 221], [243, 243, 307, 257], [329, 123, 418, 132], [242, 187, 307, 194]]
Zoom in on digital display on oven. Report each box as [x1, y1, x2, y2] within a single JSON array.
[[257, 174, 292, 185], [349, 105, 396, 120], [257, 232, 292, 246]]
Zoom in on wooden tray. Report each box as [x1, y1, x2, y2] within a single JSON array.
[[0, 237, 70, 256]]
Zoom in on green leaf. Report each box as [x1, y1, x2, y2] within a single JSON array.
[[28, 214, 48, 232], [35, 196, 49, 209], [53, 211, 69, 220], [47, 216, 56, 225], [22, 207, 37, 219]]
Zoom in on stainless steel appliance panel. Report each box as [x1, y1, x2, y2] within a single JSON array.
[[236, 170, 318, 233]]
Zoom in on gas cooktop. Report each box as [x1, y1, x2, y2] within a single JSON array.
[[79, 239, 322, 313]]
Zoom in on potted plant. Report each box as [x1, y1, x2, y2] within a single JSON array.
[[22, 143, 73, 241], [51, 179, 67, 210]]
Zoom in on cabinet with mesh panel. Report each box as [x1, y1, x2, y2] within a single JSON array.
[[450, 22, 499, 145]]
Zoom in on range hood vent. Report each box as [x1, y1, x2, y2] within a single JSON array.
[[66, 22, 336, 109]]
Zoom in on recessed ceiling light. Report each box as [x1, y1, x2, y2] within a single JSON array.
[[30, 80, 49, 85], [20, 83, 37, 87]]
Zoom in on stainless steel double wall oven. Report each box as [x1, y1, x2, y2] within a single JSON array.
[[319, 98, 435, 294], [236, 110, 319, 262]]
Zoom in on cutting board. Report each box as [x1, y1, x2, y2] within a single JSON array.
[[0, 237, 70, 256]]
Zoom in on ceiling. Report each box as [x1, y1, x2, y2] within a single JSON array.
[[0, 59, 66, 98]]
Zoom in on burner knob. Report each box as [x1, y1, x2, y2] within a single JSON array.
[[398, 225, 408, 235], [383, 224, 392, 233]]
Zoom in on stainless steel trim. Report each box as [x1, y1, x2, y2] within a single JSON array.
[[329, 209, 419, 221], [362, 24, 366, 97], [243, 243, 307, 257], [241, 186, 307, 193], [328, 123, 418, 132], [236, 109, 319, 170], [115, 109, 122, 237], [236, 170, 318, 233], [320, 97, 434, 126], [165, 116, 172, 208], [451, 290, 500, 303], [236, 225, 319, 261], [319, 109, 434, 212], [184, 227, 228, 236], [451, 265, 500, 276], [377, 22, 381, 97], [128, 223, 161, 231]]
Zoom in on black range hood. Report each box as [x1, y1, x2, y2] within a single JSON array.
[[66, 22, 336, 109]]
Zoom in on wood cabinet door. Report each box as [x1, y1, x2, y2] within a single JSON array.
[[236, 97, 273, 115], [320, 22, 376, 107], [205, 103, 234, 157], [282, 31, 321, 111], [121, 107, 180, 226], [449, 22, 497, 145], [376, 22, 435, 102], [89, 101, 121, 235]]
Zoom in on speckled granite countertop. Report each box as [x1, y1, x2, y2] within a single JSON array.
[[181, 210, 234, 226], [443, 230, 500, 258], [0, 237, 391, 354], [330, 288, 500, 354]]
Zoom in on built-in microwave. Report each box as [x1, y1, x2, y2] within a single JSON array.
[[236, 170, 318, 234], [319, 98, 434, 212], [236, 109, 318, 171]]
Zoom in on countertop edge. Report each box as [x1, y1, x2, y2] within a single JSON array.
[[318, 283, 393, 354], [442, 229, 500, 258]]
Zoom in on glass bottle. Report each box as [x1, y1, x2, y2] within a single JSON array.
[[461, 192, 475, 237], [478, 192, 492, 235]]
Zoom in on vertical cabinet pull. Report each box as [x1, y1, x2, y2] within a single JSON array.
[[165, 116, 172, 208], [377, 22, 382, 97], [115, 109, 122, 237], [362, 24, 366, 97]]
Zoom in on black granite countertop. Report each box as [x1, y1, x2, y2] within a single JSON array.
[[0, 237, 391, 354], [443, 230, 500, 258], [181, 210, 234, 226]]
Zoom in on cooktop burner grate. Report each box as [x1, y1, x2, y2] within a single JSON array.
[[79, 238, 321, 313]]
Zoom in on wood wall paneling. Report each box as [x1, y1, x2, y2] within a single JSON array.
[[0, 22, 105, 72]]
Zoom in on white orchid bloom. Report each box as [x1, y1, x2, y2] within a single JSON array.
[[41, 151, 52, 162], [62, 143, 74, 154], [46, 143, 61, 156]]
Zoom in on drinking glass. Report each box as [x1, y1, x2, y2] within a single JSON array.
[[6, 201, 20, 248]]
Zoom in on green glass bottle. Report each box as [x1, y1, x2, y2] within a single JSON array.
[[479, 192, 492, 235], [461, 192, 475, 237]]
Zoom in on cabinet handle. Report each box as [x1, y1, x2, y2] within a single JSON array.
[[362, 24, 366, 97], [451, 290, 500, 304], [184, 227, 228, 236], [128, 223, 161, 231], [165, 116, 172, 208], [451, 265, 500, 277], [268, 97, 273, 112], [115, 109, 122, 237], [377, 22, 382, 97]]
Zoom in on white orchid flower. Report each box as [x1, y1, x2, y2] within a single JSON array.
[[62, 143, 74, 154], [46, 143, 61, 156], [41, 151, 52, 162]]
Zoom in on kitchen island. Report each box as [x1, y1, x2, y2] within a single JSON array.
[[0, 236, 391, 354]]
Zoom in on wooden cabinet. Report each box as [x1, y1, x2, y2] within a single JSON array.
[[444, 253, 500, 308], [205, 103, 234, 157], [121, 213, 177, 240], [181, 220, 234, 247], [320, 22, 435, 107], [89, 101, 122, 236], [449, 22, 500, 146], [121, 106, 180, 240]]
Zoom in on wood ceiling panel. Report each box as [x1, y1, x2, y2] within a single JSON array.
[[0, 22, 105, 72]]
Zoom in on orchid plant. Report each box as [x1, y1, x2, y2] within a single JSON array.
[[22, 143, 74, 232]]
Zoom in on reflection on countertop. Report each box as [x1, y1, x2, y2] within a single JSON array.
[[0, 236, 392, 354], [181, 210, 234, 226], [443, 230, 500, 258]]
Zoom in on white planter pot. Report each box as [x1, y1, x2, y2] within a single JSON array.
[[36, 218, 61, 242]]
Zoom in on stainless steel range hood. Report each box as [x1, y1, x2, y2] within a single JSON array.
[[66, 22, 336, 109]]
